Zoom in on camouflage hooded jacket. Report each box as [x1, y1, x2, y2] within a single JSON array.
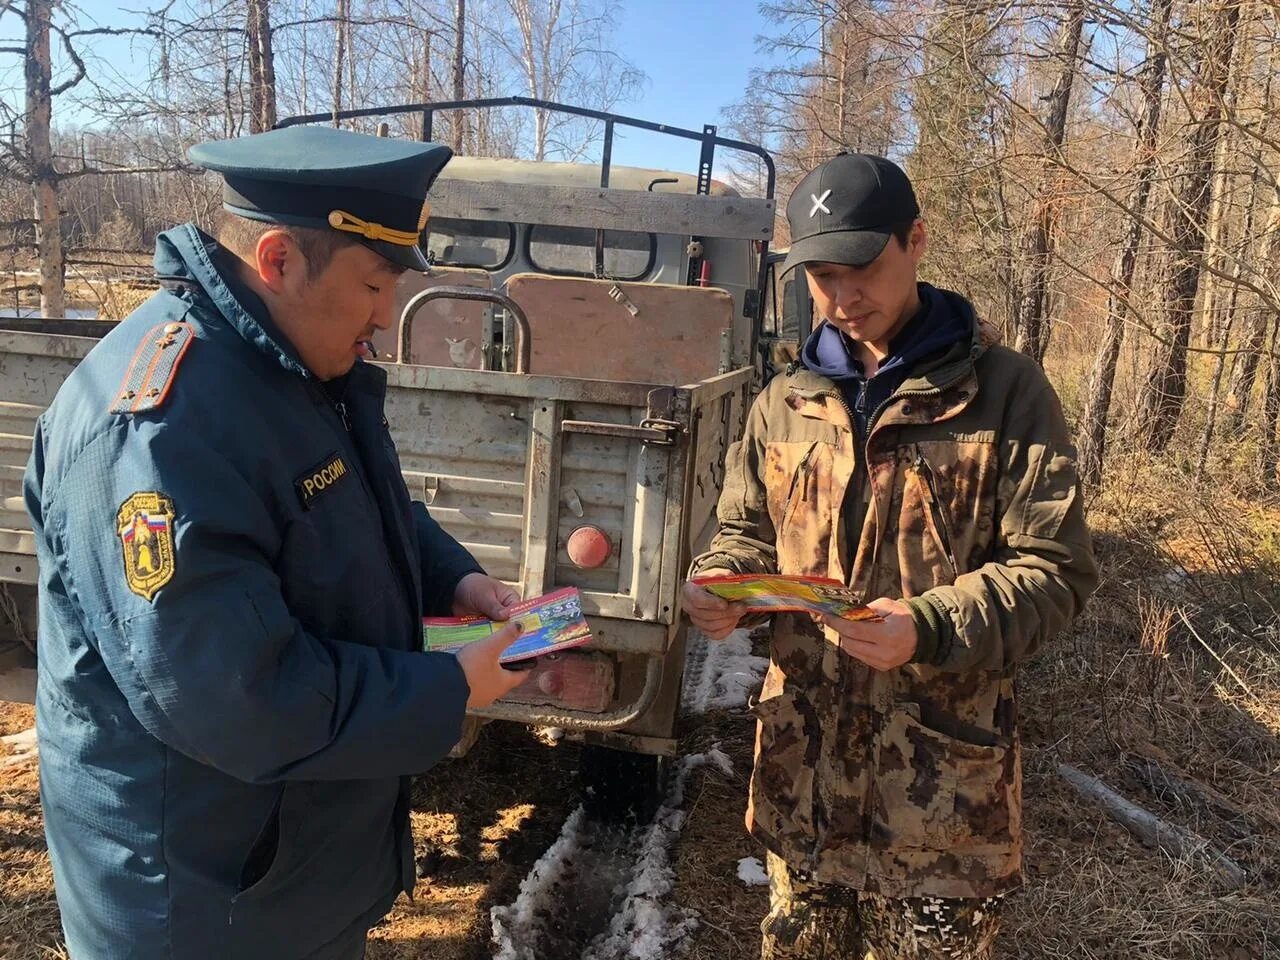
[[691, 319, 1097, 899]]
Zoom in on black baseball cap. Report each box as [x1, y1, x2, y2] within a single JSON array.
[[779, 153, 919, 276]]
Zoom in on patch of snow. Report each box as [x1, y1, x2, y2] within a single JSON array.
[[682, 627, 767, 714], [4, 307, 97, 320], [491, 806, 594, 960], [490, 745, 735, 960], [0, 726, 37, 768], [736, 856, 768, 887], [580, 747, 731, 960]]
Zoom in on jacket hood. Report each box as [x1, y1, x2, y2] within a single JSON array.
[[799, 282, 978, 383]]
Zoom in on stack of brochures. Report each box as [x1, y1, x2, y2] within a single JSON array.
[[691, 574, 882, 621], [422, 586, 593, 663]]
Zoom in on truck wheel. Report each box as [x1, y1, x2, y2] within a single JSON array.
[[579, 744, 670, 826]]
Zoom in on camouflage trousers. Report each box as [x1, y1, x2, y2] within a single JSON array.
[[760, 852, 1002, 960]]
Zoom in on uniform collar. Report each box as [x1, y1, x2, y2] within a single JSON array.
[[154, 224, 311, 377]]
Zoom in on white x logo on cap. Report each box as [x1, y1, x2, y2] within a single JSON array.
[[809, 189, 832, 217]]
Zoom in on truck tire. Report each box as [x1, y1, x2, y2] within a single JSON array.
[[579, 744, 670, 826]]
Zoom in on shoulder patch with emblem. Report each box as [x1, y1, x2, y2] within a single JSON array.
[[109, 321, 195, 415], [117, 492, 177, 601], [295, 453, 351, 510]]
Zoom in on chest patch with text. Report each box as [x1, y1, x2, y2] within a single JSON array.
[[296, 453, 351, 510]]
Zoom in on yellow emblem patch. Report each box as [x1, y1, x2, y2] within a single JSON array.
[[117, 492, 177, 602]]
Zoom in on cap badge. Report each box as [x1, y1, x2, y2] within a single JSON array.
[[809, 190, 832, 218]]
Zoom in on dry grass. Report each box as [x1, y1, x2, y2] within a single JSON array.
[[997, 455, 1280, 959], [0, 454, 1277, 958]]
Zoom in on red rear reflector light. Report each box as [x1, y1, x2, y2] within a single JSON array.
[[503, 651, 615, 712], [567, 525, 612, 568]]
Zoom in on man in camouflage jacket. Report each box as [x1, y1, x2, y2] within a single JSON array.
[[684, 154, 1097, 959]]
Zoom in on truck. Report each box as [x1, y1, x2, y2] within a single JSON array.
[[0, 98, 793, 817]]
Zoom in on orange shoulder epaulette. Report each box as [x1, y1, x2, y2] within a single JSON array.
[[109, 321, 195, 415]]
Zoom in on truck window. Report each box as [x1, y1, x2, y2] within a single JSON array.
[[526, 225, 654, 280], [424, 217, 514, 269]]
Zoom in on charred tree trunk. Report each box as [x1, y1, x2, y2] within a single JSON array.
[[1075, 0, 1172, 486], [246, 0, 277, 134], [26, 0, 65, 319], [1011, 1, 1085, 364], [1131, 0, 1241, 454], [452, 0, 467, 153]]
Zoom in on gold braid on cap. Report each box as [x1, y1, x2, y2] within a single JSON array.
[[326, 209, 420, 246]]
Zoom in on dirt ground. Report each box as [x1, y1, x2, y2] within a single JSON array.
[[2, 471, 1279, 958]]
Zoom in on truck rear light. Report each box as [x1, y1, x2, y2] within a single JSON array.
[[567, 524, 612, 568], [503, 651, 615, 712]]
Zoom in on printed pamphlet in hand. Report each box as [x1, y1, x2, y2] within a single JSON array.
[[691, 574, 882, 622], [422, 586, 593, 664]]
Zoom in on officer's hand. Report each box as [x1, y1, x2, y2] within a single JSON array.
[[452, 572, 520, 620], [822, 597, 917, 671], [455, 621, 529, 709], [682, 571, 748, 641]]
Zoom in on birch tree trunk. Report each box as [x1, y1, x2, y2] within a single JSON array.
[[247, 0, 277, 134], [1011, 0, 1086, 364], [1132, 0, 1242, 453], [26, 0, 65, 319], [452, 0, 467, 153], [416, 30, 433, 140], [1075, 0, 1173, 485], [332, 0, 349, 126]]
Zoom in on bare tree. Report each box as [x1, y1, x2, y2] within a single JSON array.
[[247, 0, 278, 133], [1075, 0, 1173, 485], [452, 0, 467, 151], [1131, 0, 1243, 453], [332, 0, 350, 125], [489, 0, 642, 161], [25, 0, 66, 317], [1010, 0, 1087, 364]]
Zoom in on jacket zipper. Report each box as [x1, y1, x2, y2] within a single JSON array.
[[788, 443, 817, 507], [333, 399, 352, 432], [914, 451, 958, 572], [810, 380, 968, 852]]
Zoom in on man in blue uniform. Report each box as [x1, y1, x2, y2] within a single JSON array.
[[23, 125, 529, 959]]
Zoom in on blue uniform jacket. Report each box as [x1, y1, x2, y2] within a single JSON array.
[[23, 224, 481, 958]]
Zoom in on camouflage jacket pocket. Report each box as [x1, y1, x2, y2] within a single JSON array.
[[748, 690, 820, 847], [764, 440, 837, 578], [871, 704, 1012, 854]]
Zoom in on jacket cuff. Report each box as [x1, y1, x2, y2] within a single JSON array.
[[906, 595, 953, 666], [430, 563, 485, 619]]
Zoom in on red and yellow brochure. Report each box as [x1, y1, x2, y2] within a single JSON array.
[[422, 586, 593, 663], [690, 574, 882, 621]]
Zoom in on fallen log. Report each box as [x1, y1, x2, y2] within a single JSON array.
[[1125, 754, 1253, 840], [1057, 761, 1247, 889]]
